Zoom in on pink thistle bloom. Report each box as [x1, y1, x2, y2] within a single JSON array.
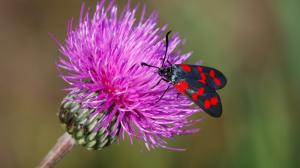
[[56, 0, 201, 150]]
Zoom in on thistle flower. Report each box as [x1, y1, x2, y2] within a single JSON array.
[[56, 0, 200, 151]]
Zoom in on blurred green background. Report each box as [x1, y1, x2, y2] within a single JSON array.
[[0, 0, 299, 167]]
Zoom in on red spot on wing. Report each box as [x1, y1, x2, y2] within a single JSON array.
[[192, 93, 198, 101], [197, 67, 203, 72], [209, 70, 215, 77], [211, 97, 218, 105], [180, 64, 192, 72], [200, 73, 206, 80], [191, 88, 205, 101], [198, 80, 206, 84], [174, 80, 189, 94], [204, 99, 211, 109], [198, 73, 207, 84], [209, 70, 222, 86], [197, 88, 205, 95], [203, 96, 219, 109], [214, 78, 221, 86]]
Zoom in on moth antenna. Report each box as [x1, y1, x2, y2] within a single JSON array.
[[141, 62, 159, 69], [162, 30, 172, 67]]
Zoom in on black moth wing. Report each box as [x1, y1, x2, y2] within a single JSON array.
[[173, 64, 226, 117], [188, 65, 227, 90], [184, 77, 222, 117]]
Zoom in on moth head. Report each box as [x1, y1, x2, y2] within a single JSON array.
[[158, 67, 172, 78]]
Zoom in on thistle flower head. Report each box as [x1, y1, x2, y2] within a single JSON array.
[[56, 0, 200, 150]]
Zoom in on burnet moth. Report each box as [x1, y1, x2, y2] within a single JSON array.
[[141, 31, 227, 118]]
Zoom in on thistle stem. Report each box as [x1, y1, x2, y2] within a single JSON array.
[[37, 132, 76, 168]]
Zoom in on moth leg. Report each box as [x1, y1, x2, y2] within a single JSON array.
[[176, 93, 181, 99], [151, 78, 168, 89], [155, 85, 171, 103], [167, 60, 172, 66]]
